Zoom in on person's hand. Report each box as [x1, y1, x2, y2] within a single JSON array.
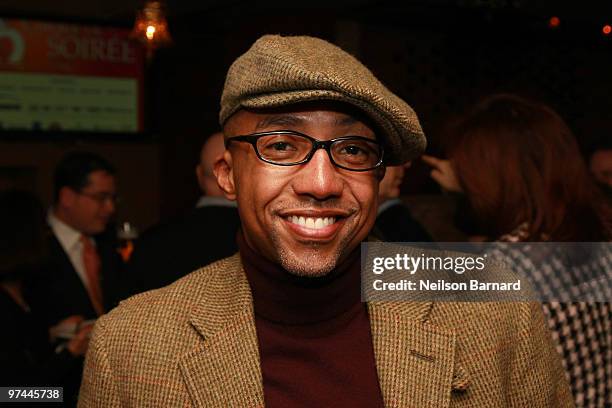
[[66, 322, 94, 357], [49, 315, 84, 342], [421, 155, 463, 193]]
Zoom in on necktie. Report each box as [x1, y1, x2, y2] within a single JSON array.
[[80, 235, 104, 316]]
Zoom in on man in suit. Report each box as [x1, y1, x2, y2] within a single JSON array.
[[126, 132, 240, 295], [23, 151, 124, 405], [79, 35, 572, 407], [27, 152, 124, 327], [373, 163, 433, 242]]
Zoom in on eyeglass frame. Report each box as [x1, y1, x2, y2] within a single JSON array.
[[76, 190, 120, 205], [224, 130, 385, 172]]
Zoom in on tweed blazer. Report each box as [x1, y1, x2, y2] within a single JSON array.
[[78, 254, 573, 408]]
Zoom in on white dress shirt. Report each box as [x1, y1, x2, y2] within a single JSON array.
[[47, 210, 96, 293]]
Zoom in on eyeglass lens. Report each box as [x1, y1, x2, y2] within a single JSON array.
[[255, 133, 381, 170]]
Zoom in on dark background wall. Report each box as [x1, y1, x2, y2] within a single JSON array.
[[1, 1, 611, 230]]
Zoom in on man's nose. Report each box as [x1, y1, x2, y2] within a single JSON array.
[[103, 198, 116, 215], [292, 148, 343, 200]]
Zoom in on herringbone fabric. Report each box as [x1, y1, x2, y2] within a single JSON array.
[[79, 254, 574, 407]]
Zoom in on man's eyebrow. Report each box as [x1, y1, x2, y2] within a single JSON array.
[[334, 115, 358, 126], [255, 115, 304, 130]]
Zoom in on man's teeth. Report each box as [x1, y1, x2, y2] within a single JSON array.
[[288, 216, 336, 229]]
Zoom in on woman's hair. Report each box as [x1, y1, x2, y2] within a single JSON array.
[[0, 189, 47, 280], [447, 94, 611, 241]]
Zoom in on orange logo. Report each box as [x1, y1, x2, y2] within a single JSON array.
[[0, 19, 24, 64]]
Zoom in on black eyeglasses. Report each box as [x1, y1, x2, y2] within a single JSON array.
[[225, 130, 384, 171], [77, 191, 120, 205]]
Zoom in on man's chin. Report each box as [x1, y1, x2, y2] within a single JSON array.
[[277, 248, 340, 278], [87, 224, 108, 236], [269, 224, 358, 277]]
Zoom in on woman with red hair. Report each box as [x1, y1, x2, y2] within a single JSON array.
[[424, 94, 611, 407], [424, 94, 610, 241]]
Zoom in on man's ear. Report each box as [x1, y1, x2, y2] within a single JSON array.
[[195, 164, 206, 191], [58, 186, 77, 208], [213, 150, 237, 200]]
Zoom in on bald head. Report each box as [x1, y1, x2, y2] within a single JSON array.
[[196, 132, 226, 197]]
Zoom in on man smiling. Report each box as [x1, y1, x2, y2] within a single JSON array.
[[79, 35, 572, 407], [218, 104, 381, 277]]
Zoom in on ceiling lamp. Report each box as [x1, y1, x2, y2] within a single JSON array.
[[131, 1, 172, 59]]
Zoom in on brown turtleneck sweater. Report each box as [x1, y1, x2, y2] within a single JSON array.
[[238, 233, 385, 408]]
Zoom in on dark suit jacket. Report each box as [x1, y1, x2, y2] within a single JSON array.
[[126, 204, 240, 296], [20, 227, 124, 407], [0, 288, 79, 387], [373, 200, 432, 242], [24, 228, 125, 328]]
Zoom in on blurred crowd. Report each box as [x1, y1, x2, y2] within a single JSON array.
[[1, 93, 610, 406]]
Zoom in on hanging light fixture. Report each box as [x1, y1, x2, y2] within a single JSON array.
[[131, 1, 172, 59]]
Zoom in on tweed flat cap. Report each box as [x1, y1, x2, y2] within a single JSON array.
[[220, 35, 426, 165]]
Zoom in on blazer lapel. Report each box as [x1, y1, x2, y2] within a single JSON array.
[[179, 256, 264, 408], [177, 254, 470, 408], [368, 302, 466, 408]]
